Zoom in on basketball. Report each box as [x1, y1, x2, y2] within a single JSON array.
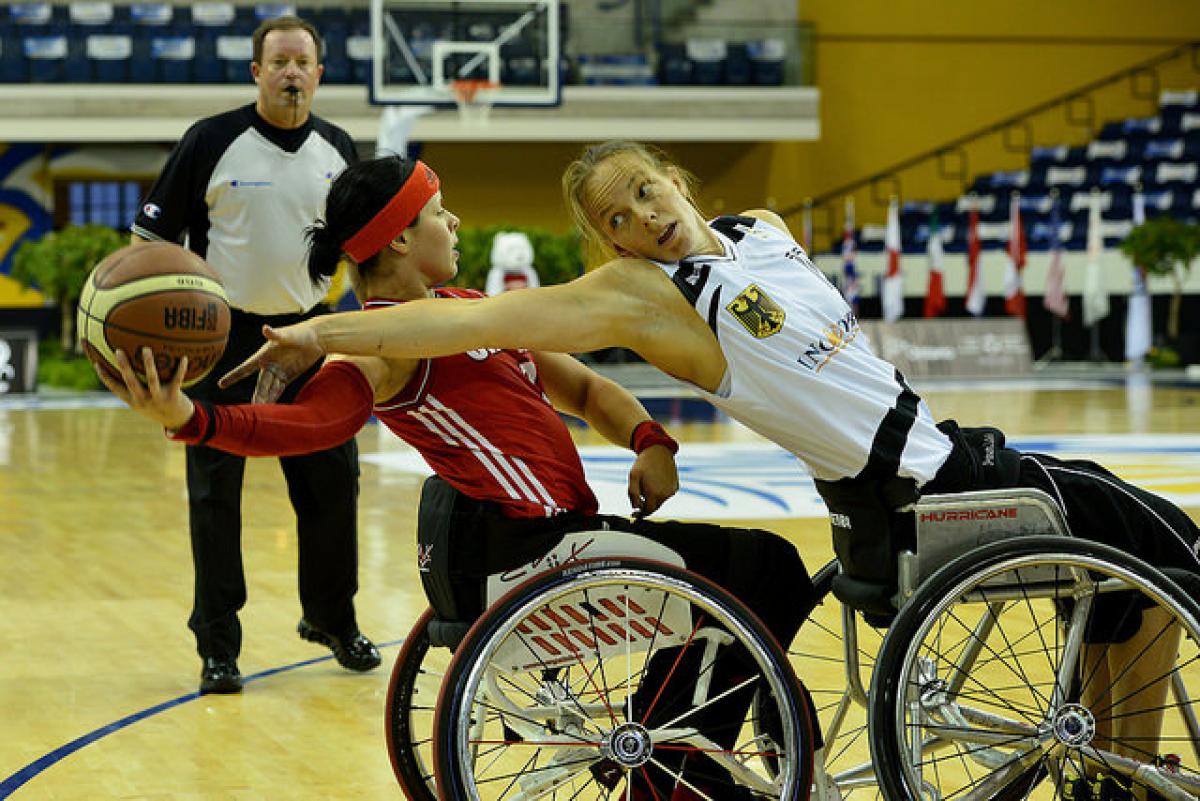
[[77, 242, 231, 389]]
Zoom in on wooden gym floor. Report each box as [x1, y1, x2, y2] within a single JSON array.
[[2, 372, 1199, 799]]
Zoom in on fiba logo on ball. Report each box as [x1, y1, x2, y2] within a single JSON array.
[[77, 242, 231, 389]]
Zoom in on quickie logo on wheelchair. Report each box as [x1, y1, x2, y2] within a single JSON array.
[[498, 535, 598, 584]]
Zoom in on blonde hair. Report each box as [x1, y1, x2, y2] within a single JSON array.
[[562, 141, 700, 262]]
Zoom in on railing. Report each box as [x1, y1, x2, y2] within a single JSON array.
[[783, 40, 1200, 251]]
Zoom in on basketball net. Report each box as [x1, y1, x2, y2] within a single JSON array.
[[450, 79, 499, 126]]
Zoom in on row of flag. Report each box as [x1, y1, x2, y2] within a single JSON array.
[[801, 193, 1153, 361]]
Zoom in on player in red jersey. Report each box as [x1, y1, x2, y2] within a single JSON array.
[[101, 155, 816, 800]]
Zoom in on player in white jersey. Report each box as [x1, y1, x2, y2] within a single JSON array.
[[224, 143, 1199, 799]]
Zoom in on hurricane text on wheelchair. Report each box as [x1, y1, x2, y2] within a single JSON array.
[[919, 506, 1019, 522]]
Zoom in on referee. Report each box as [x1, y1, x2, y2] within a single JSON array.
[[131, 15, 378, 694]]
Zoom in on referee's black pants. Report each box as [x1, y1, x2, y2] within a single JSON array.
[[185, 306, 361, 662]]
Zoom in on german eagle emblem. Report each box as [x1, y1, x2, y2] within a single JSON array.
[[726, 284, 785, 338]]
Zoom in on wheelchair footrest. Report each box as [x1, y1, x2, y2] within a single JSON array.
[[428, 618, 473, 651], [831, 574, 897, 627]]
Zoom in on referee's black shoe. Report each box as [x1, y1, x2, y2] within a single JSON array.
[[297, 619, 381, 672], [199, 657, 243, 694]]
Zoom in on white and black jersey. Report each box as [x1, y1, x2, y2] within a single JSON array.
[[132, 103, 356, 315], [651, 215, 952, 484]]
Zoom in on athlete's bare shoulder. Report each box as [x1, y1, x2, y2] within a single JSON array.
[[588, 256, 677, 297], [740, 208, 792, 237]]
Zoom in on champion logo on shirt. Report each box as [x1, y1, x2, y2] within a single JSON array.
[[726, 284, 785, 339], [230, 179, 273, 188]]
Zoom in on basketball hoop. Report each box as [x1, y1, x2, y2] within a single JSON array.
[[450, 79, 499, 126]]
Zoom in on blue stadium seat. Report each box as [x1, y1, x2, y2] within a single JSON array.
[[65, 2, 114, 82], [1097, 164, 1141, 187], [10, 3, 66, 83], [685, 39, 725, 85], [254, 3, 298, 23], [724, 42, 751, 85], [189, 4, 237, 83], [1029, 144, 1071, 164], [311, 8, 350, 84], [347, 32, 372, 86], [1086, 138, 1129, 164], [747, 38, 784, 85], [658, 43, 690, 85], [1146, 161, 1198, 191], [128, 3, 173, 83], [0, 22, 27, 83], [217, 33, 253, 83]]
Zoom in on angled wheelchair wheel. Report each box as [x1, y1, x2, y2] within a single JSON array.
[[385, 608, 450, 801], [432, 557, 816, 800], [788, 560, 886, 801], [869, 536, 1200, 801]]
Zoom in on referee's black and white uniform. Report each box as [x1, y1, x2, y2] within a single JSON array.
[[651, 214, 1200, 615], [132, 102, 367, 678]]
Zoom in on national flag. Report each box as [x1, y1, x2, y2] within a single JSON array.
[[840, 196, 860, 311], [1042, 195, 1069, 318], [881, 196, 905, 322], [1082, 190, 1110, 327], [964, 206, 986, 316], [1125, 191, 1151, 361], [1003, 192, 1026, 318], [924, 209, 946, 318]]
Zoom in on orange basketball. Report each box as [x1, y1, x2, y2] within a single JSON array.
[[77, 242, 231, 389]]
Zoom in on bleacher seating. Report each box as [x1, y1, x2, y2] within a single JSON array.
[[0, 1, 372, 84], [840, 89, 1200, 257], [0, 3, 796, 91]]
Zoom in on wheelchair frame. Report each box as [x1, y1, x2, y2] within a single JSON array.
[[385, 487, 1200, 801]]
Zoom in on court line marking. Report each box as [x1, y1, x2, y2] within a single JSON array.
[[0, 638, 405, 799]]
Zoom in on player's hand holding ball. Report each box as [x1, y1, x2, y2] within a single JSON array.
[[96, 347, 196, 432], [78, 241, 230, 430]]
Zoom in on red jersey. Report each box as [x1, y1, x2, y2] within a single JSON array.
[[366, 289, 598, 519]]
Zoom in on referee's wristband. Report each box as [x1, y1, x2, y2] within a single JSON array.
[[630, 420, 679, 455]]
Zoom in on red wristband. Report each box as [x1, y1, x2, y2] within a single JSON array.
[[630, 420, 678, 455]]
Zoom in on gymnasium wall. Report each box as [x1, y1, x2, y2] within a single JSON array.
[[420, 1, 1199, 255], [1, 0, 1197, 311], [794, 0, 1200, 249]]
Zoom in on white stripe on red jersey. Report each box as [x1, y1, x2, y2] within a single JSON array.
[[365, 289, 597, 518]]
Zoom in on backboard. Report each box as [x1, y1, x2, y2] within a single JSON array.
[[369, 0, 561, 107]]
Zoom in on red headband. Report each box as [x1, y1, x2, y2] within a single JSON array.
[[342, 160, 440, 263]]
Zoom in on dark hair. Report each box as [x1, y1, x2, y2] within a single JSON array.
[[252, 15, 323, 63], [306, 155, 419, 285]]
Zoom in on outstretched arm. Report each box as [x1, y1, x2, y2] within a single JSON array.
[[98, 348, 378, 457], [218, 259, 720, 394], [536, 351, 679, 518]]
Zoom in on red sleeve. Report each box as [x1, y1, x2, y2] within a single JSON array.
[[170, 361, 374, 457]]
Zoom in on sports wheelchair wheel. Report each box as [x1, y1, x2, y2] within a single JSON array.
[[869, 536, 1200, 801], [432, 556, 816, 800], [385, 608, 450, 800], [788, 560, 886, 800]]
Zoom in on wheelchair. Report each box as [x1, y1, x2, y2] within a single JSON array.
[[385, 477, 817, 799], [387, 481, 1200, 800]]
